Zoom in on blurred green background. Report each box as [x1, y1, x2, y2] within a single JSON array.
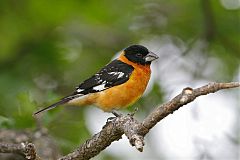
[[0, 0, 239, 160]]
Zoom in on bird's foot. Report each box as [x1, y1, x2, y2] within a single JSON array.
[[107, 111, 122, 122], [111, 111, 122, 117], [128, 107, 139, 117]]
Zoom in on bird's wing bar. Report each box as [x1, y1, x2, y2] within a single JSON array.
[[75, 60, 134, 94]]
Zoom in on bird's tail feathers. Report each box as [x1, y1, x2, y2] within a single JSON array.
[[33, 93, 82, 116]]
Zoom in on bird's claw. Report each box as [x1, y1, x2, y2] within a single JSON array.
[[111, 111, 122, 117], [107, 111, 122, 122], [107, 108, 138, 122], [107, 116, 116, 122], [128, 107, 139, 117]]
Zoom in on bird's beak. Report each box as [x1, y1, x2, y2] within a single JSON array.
[[144, 51, 159, 62]]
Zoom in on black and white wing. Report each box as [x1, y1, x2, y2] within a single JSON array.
[[75, 59, 134, 95], [34, 59, 134, 115]]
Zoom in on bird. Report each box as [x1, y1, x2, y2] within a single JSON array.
[[34, 44, 158, 115]]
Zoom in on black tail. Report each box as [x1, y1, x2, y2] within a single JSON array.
[[33, 94, 82, 115]]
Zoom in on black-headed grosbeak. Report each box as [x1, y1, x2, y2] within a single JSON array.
[[34, 45, 158, 115]]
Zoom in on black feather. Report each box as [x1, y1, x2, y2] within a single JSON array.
[[33, 94, 82, 115], [76, 59, 134, 94], [124, 45, 150, 65]]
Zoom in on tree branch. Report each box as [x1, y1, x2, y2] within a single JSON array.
[[0, 82, 239, 160], [0, 129, 60, 160], [60, 82, 239, 160], [142, 82, 240, 130], [0, 142, 39, 160]]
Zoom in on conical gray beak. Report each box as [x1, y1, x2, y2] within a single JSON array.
[[144, 51, 159, 62]]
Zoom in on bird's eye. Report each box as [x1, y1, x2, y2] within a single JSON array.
[[136, 53, 142, 57]]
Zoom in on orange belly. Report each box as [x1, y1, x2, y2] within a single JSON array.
[[96, 70, 150, 111]]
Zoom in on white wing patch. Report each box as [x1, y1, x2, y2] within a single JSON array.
[[93, 83, 107, 91], [108, 72, 125, 78], [77, 88, 84, 92]]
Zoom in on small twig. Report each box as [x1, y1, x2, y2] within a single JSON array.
[[142, 82, 240, 130], [0, 143, 23, 154], [0, 142, 39, 160]]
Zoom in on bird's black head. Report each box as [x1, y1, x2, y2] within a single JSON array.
[[124, 45, 158, 65]]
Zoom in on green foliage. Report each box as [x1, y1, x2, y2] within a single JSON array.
[[13, 92, 35, 128], [47, 108, 90, 154], [0, 115, 14, 128]]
